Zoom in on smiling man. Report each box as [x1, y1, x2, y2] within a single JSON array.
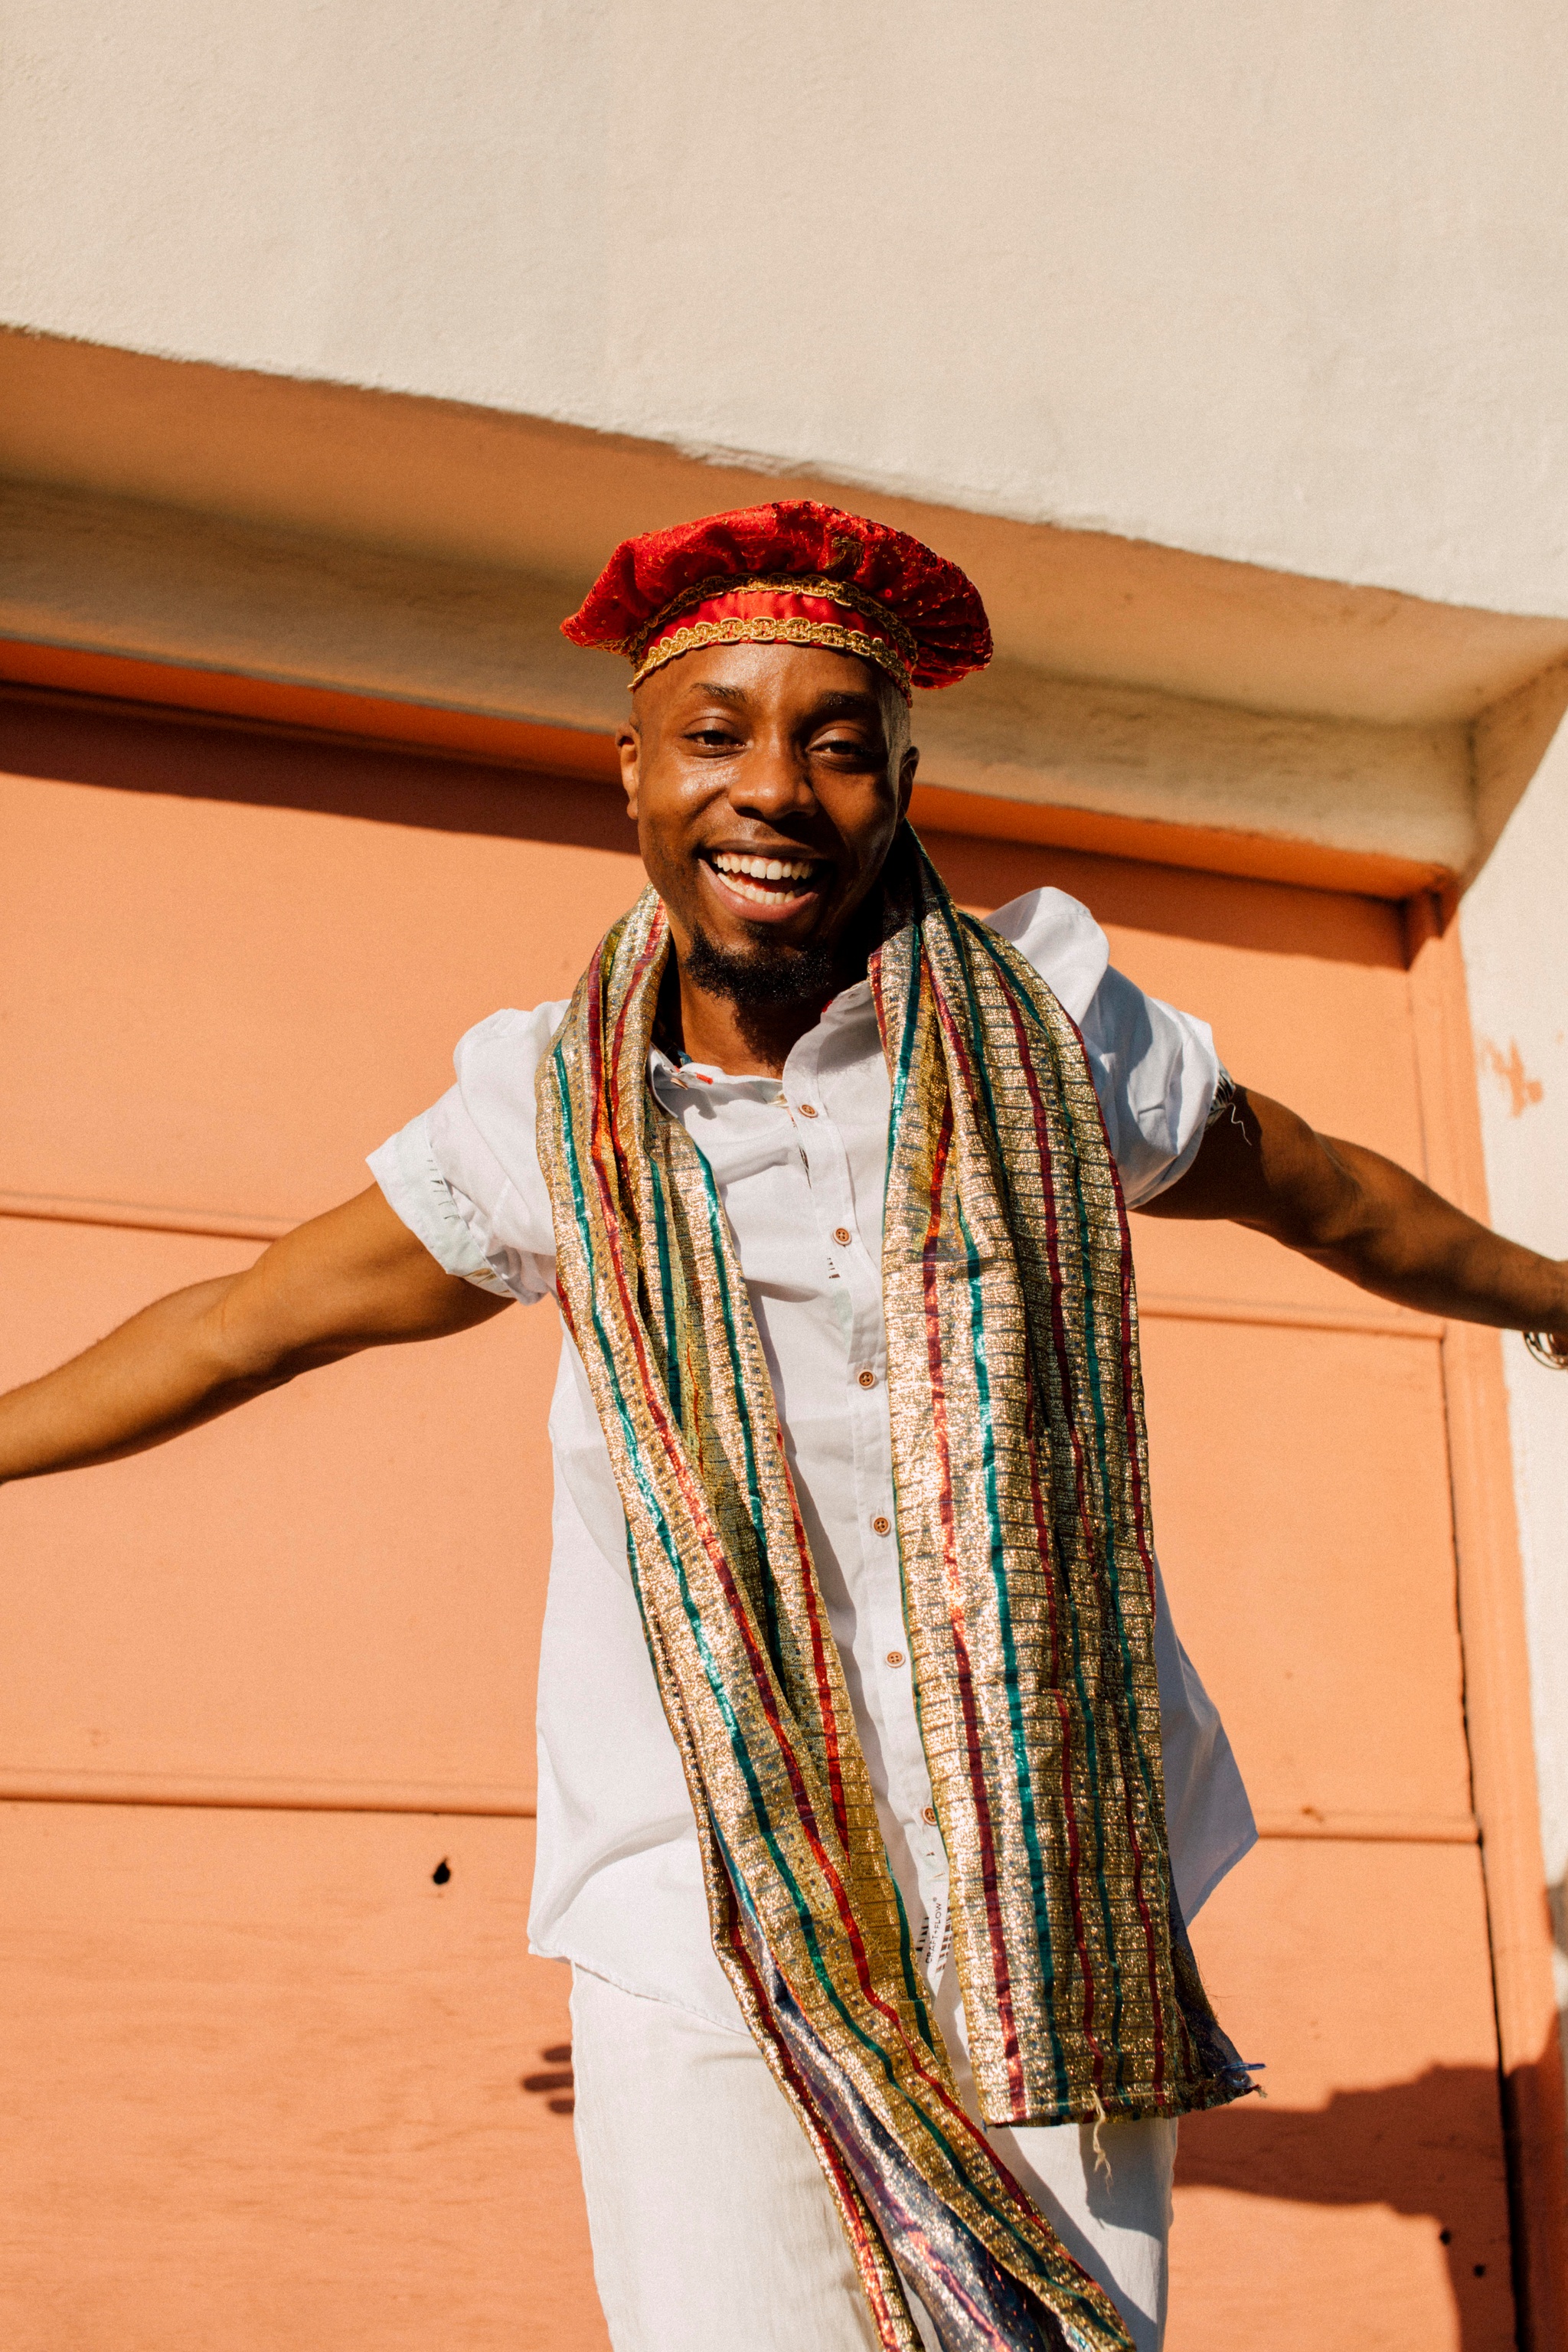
[[4, 501, 1568, 2352]]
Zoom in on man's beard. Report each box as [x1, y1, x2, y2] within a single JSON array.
[[681, 921, 840, 1011]]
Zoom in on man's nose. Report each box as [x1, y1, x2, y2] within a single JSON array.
[[727, 742, 815, 818]]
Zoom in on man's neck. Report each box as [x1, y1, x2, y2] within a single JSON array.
[[666, 967, 836, 1077], [660, 896, 887, 1076]]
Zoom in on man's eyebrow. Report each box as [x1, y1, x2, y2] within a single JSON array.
[[812, 691, 880, 717], [677, 684, 880, 714]]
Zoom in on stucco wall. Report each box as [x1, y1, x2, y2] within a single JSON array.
[[5, 0, 1568, 616], [1462, 727, 1568, 2002]]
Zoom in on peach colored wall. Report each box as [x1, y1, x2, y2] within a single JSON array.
[[0, 689, 1514, 2349]]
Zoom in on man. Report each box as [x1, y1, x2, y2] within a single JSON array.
[[3, 501, 1565, 2352]]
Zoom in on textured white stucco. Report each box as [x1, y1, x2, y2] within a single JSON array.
[[1461, 730, 1568, 1977], [4, 0, 1568, 616]]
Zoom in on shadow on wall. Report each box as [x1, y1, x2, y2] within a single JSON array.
[[0, 685, 1406, 969], [1177, 2060, 1518, 2348], [1547, 1877, 1568, 2180]]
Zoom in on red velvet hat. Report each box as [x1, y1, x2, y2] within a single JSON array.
[[560, 500, 991, 701]]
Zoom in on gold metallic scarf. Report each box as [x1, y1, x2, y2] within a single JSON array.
[[540, 834, 1249, 2350]]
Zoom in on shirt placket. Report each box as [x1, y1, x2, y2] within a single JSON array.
[[782, 1014, 952, 1981]]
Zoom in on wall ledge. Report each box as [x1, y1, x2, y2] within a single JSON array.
[[5, 331, 1568, 897]]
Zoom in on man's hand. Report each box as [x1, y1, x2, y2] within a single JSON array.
[[1144, 1085, 1568, 1343], [0, 1187, 507, 1485]]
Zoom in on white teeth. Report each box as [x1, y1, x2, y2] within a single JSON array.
[[720, 871, 809, 906], [711, 851, 817, 884]]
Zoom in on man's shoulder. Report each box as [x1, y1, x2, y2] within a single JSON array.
[[978, 887, 1110, 1026], [412, 1000, 577, 1241], [452, 1001, 573, 1094]]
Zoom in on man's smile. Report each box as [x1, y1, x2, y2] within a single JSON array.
[[700, 846, 831, 923]]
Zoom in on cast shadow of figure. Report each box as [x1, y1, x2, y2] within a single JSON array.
[[1176, 2062, 1516, 2347]]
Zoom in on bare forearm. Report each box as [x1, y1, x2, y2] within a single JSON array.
[[1148, 1087, 1568, 1335], [1280, 1138, 1568, 1331], [0, 1187, 508, 1488], [0, 1276, 299, 1483]]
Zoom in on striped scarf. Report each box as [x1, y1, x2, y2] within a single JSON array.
[[540, 835, 1249, 2351]]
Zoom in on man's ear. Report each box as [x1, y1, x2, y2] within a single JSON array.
[[896, 741, 920, 822], [616, 720, 642, 821]]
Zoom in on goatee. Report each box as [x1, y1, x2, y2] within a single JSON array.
[[681, 922, 839, 1011]]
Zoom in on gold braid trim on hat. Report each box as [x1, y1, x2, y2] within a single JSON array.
[[622, 571, 919, 669], [630, 614, 913, 697]]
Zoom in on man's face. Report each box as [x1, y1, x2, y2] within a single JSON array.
[[618, 642, 918, 989]]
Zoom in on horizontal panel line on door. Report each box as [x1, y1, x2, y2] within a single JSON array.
[[0, 1772, 1478, 1846], [1139, 1291, 1442, 1341], [0, 1769, 537, 1817], [0, 1194, 1447, 1339], [1252, 1806, 1478, 1844], [0, 1190, 292, 1243]]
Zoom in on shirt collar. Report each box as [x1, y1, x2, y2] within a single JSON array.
[[646, 976, 876, 1096], [648, 1044, 781, 1099]]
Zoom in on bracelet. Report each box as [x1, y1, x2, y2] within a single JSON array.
[[1524, 1332, 1568, 1370]]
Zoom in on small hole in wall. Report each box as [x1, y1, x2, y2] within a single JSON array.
[[432, 1858, 452, 1886], [521, 2043, 576, 2116]]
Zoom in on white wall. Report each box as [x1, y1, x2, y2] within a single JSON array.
[[1462, 734, 1568, 1988], [4, 0, 1568, 618]]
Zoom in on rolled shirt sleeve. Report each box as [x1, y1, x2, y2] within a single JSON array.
[[985, 885, 1220, 1207], [368, 1001, 568, 1303]]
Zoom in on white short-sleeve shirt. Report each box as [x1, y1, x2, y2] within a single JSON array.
[[371, 886, 1255, 2030]]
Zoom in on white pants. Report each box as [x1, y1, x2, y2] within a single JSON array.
[[570, 1966, 1176, 2351]]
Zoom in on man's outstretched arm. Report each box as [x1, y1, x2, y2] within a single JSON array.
[[0, 1185, 505, 1485], [1142, 1084, 1568, 1343]]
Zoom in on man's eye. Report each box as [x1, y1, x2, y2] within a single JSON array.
[[688, 728, 737, 748]]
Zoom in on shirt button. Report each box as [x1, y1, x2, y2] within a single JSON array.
[[798, 1102, 819, 1118], [872, 1514, 891, 1535], [857, 1369, 877, 1389], [885, 1649, 906, 1668], [833, 1227, 852, 1246], [922, 1806, 938, 1825]]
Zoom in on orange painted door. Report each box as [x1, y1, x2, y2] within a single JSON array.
[[0, 689, 1512, 2350]]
